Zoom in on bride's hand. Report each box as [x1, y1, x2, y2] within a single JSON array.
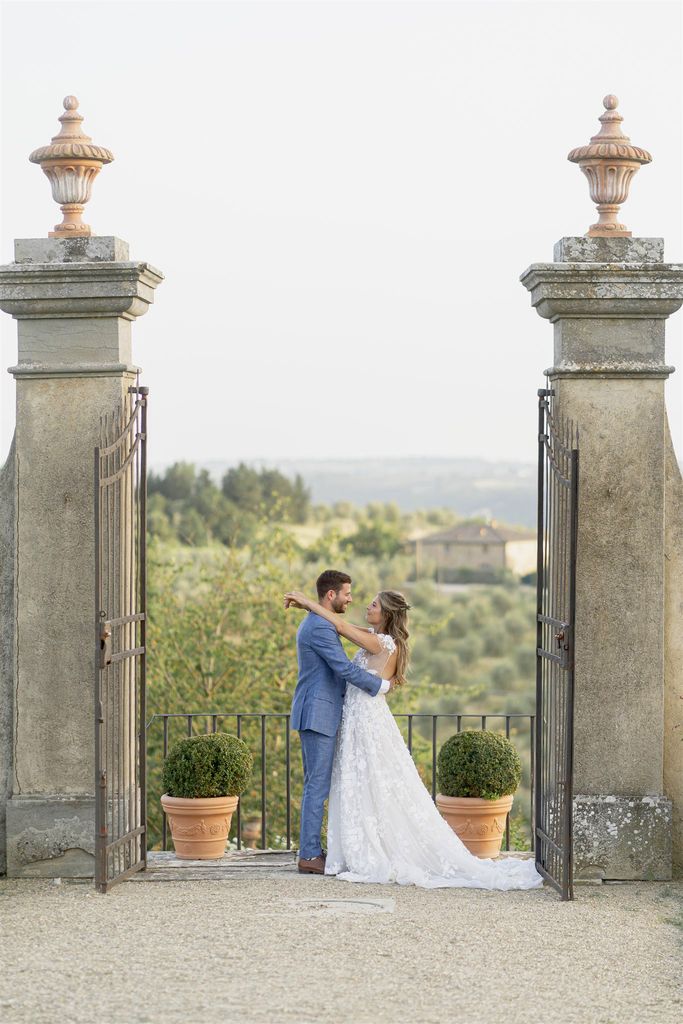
[[284, 590, 311, 611]]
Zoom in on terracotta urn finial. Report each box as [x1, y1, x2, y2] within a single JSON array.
[[29, 96, 114, 238], [567, 95, 652, 237]]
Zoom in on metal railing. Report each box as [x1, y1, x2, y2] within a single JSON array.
[[146, 712, 536, 854]]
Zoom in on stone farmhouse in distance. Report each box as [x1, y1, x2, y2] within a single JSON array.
[[411, 522, 537, 581]]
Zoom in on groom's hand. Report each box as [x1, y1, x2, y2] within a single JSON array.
[[284, 590, 310, 611]]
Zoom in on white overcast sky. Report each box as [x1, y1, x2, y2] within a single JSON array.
[[1, 0, 682, 470]]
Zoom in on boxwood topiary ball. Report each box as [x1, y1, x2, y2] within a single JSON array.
[[162, 733, 253, 799], [437, 729, 521, 800]]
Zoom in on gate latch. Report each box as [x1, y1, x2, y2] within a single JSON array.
[[554, 626, 572, 668], [99, 622, 112, 668]]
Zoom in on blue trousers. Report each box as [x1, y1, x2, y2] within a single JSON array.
[[298, 729, 337, 860]]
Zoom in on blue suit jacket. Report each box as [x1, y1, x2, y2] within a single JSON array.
[[290, 612, 382, 737]]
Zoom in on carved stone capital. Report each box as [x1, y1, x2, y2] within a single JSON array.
[[520, 262, 683, 322], [521, 242, 683, 379], [0, 260, 164, 321]]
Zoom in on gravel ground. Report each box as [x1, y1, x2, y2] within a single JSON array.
[[0, 875, 681, 1024]]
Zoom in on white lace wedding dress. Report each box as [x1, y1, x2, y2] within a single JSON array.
[[326, 634, 543, 890]]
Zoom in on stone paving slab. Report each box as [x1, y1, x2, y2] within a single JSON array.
[[0, 874, 681, 1024], [134, 848, 536, 882], [128, 848, 300, 882]]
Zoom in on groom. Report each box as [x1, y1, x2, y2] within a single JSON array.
[[289, 569, 390, 874]]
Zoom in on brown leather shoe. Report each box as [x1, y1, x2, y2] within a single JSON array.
[[298, 854, 326, 875]]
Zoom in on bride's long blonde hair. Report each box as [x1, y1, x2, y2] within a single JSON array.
[[378, 590, 410, 687]]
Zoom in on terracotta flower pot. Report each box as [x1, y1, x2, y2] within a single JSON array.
[[161, 793, 239, 859], [436, 793, 514, 859]]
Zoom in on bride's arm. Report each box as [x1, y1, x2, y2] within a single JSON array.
[[284, 591, 383, 654]]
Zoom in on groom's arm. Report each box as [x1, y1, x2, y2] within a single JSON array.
[[308, 620, 388, 697]]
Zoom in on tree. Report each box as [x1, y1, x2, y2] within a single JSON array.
[[146, 526, 309, 848], [220, 463, 310, 523], [290, 474, 310, 524], [342, 518, 403, 559], [150, 462, 196, 501], [177, 507, 209, 547], [221, 463, 263, 514], [147, 494, 175, 543]]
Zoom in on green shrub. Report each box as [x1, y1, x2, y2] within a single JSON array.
[[507, 815, 530, 852], [447, 608, 471, 639], [162, 733, 253, 799], [502, 611, 529, 640], [490, 589, 515, 615], [468, 599, 492, 627], [490, 659, 516, 688], [482, 626, 506, 657], [437, 729, 521, 800], [454, 634, 483, 665], [514, 646, 536, 675], [429, 651, 461, 684]]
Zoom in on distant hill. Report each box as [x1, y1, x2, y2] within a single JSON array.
[[152, 457, 537, 528]]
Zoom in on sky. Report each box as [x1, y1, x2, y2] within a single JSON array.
[[1, 0, 682, 471]]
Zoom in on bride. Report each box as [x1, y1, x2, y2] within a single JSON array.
[[284, 587, 543, 891]]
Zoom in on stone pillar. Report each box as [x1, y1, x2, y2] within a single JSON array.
[[664, 432, 683, 878], [0, 95, 162, 876], [520, 95, 683, 880], [0, 236, 162, 876], [0, 435, 16, 875], [521, 235, 683, 879]]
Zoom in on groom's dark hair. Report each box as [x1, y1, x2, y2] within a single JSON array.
[[316, 569, 352, 600]]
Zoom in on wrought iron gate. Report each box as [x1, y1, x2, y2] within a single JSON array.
[[94, 385, 149, 892], [535, 388, 578, 900]]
